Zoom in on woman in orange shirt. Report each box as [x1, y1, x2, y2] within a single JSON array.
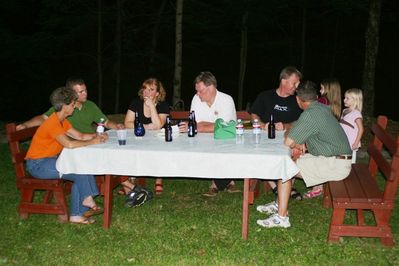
[[26, 87, 108, 224]]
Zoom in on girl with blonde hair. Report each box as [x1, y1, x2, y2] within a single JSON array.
[[340, 88, 364, 164]]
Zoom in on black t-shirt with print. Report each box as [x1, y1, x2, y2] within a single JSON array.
[[250, 89, 302, 123]]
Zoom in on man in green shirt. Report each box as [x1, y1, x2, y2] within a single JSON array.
[[256, 81, 352, 228], [17, 77, 136, 194], [17, 77, 121, 133]]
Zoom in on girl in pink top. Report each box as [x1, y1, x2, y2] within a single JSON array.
[[340, 88, 364, 164]]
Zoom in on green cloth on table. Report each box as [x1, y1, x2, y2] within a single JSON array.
[[214, 118, 236, 139]]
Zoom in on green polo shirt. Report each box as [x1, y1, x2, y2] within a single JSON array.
[[288, 101, 351, 156], [44, 100, 107, 133]]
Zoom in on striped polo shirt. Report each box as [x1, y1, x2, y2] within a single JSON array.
[[288, 101, 351, 157]]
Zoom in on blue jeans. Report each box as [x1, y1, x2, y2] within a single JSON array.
[[26, 157, 99, 216]]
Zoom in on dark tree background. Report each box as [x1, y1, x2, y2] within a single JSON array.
[[1, 0, 398, 122]]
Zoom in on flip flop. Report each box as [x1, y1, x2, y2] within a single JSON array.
[[83, 206, 104, 218], [303, 188, 323, 199], [70, 217, 96, 225]]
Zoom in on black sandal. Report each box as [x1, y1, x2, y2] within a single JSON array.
[[290, 188, 302, 200]]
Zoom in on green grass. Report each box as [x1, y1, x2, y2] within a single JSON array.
[[1, 142, 398, 265]]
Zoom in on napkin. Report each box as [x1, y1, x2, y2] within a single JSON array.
[[157, 125, 180, 138]]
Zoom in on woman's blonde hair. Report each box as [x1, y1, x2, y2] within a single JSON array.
[[138, 78, 166, 103], [321, 78, 342, 120], [345, 88, 363, 113]]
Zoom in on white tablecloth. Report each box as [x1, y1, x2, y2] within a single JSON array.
[[56, 130, 299, 182]]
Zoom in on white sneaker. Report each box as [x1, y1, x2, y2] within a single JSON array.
[[257, 214, 291, 228], [256, 201, 278, 214]]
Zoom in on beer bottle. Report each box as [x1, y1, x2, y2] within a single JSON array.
[[268, 114, 275, 139], [191, 110, 198, 135], [188, 111, 195, 137], [134, 112, 145, 137], [165, 116, 173, 142]]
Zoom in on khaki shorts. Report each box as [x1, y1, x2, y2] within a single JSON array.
[[296, 153, 352, 187]]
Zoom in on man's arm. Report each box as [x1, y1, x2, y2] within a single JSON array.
[[16, 114, 48, 131], [281, 122, 295, 131], [284, 135, 306, 151], [251, 113, 269, 130], [196, 121, 215, 133], [284, 136, 296, 149], [251, 113, 288, 131], [104, 119, 124, 130]]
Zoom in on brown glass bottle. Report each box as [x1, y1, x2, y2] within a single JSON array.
[[268, 114, 275, 139]]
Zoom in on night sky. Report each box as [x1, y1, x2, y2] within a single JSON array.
[[1, 0, 398, 121]]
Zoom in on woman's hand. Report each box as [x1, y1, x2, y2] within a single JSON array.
[[144, 96, 156, 107], [57, 132, 107, 149], [352, 142, 360, 150], [116, 123, 125, 129]]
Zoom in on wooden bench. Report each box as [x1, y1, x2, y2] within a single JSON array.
[[5, 123, 69, 222], [6, 122, 127, 227], [323, 115, 399, 246]]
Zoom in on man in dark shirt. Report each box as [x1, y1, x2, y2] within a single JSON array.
[[250, 66, 302, 130], [250, 66, 303, 200]]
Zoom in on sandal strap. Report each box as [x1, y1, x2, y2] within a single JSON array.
[[290, 188, 302, 200], [304, 188, 323, 198]]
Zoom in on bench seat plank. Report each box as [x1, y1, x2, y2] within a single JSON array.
[[352, 164, 383, 201], [330, 164, 383, 205]]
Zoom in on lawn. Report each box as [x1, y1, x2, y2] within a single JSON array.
[[1, 141, 398, 266]]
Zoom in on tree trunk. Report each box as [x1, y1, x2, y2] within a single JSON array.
[[149, 0, 167, 75], [362, 0, 382, 118], [114, 0, 122, 113], [300, 6, 306, 73], [173, 0, 183, 107], [238, 8, 248, 111], [329, 15, 340, 76], [97, 0, 103, 108]]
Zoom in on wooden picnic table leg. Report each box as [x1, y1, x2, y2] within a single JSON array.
[[103, 174, 113, 229], [242, 178, 250, 240]]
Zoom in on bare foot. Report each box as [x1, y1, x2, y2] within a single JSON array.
[[82, 196, 96, 209], [69, 216, 95, 224]]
